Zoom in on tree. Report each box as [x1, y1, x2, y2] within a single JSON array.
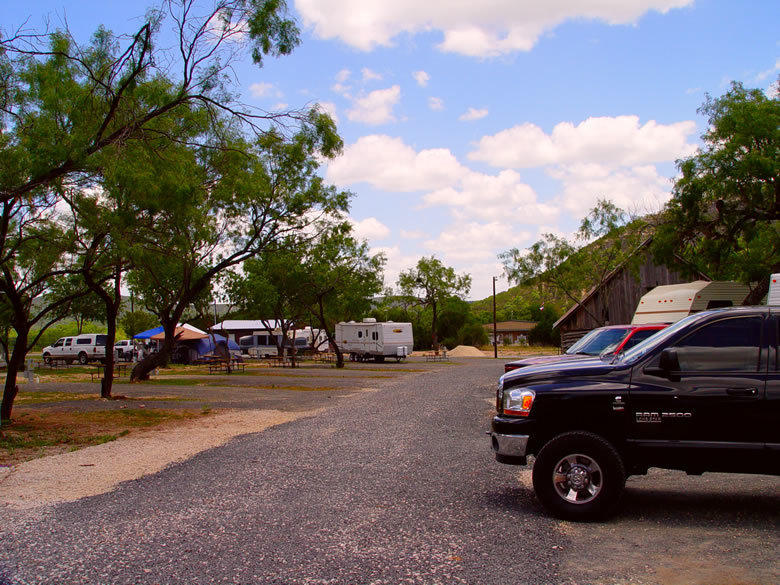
[[226, 244, 313, 367], [0, 0, 307, 207], [500, 200, 647, 327], [294, 227, 385, 368], [397, 257, 471, 349], [652, 80, 780, 303], [120, 310, 158, 340], [0, 0, 341, 417], [128, 128, 347, 380]]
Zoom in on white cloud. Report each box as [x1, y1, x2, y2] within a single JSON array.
[[350, 216, 391, 241], [469, 116, 697, 168], [422, 169, 560, 225], [424, 219, 530, 263], [331, 83, 352, 96], [400, 229, 426, 239], [249, 82, 278, 98], [549, 163, 674, 219], [296, 0, 694, 57], [413, 70, 430, 87], [459, 107, 488, 121], [336, 68, 351, 83], [346, 86, 401, 125], [428, 97, 444, 111], [756, 58, 780, 81], [327, 135, 555, 225], [362, 67, 383, 81], [325, 134, 467, 192], [370, 245, 421, 292]]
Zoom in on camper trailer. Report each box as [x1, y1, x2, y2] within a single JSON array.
[[242, 327, 329, 358], [335, 319, 413, 362], [769, 273, 780, 306], [632, 280, 750, 325]]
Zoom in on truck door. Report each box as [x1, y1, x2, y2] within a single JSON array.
[[767, 310, 780, 458], [60, 338, 74, 359], [629, 314, 766, 449]]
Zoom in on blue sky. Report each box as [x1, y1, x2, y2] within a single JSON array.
[[6, 1, 779, 299]]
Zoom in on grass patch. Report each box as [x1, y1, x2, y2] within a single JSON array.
[[15, 391, 94, 404], [0, 408, 207, 466]]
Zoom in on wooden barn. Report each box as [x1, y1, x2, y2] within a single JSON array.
[[552, 239, 709, 349]]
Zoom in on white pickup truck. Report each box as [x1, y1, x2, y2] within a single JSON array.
[[42, 334, 108, 365]]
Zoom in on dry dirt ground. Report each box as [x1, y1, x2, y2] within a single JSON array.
[[0, 408, 307, 509], [0, 359, 442, 509]]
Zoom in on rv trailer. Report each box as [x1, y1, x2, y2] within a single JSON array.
[[335, 319, 413, 362], [631, 280, 750, 325]]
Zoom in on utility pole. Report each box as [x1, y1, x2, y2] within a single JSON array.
[[493, 276, 498, 359]]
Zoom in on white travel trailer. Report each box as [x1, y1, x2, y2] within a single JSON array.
[[335, 319, 413, 362], [769, 273, 780, 306], [631, 280, 750, 325]]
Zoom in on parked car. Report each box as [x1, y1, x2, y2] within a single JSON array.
[[42, 334, 108, 365], [504, 323, 667, 373], [490, 306, 779, 520], [114, 339, 134, 361]]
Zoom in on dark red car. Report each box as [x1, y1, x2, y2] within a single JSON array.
[[503, 323, 667, 373]]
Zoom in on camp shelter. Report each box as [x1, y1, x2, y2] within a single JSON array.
[[149, 325, 208, 341], [172, 333, 240, 364]]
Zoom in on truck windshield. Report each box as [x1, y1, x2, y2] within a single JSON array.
[[567, 328, 629, 356]]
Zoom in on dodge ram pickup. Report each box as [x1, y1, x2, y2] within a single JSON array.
[[490, 306, 779, 520]]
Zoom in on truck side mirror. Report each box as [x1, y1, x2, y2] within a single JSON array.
[[644, 348, 680, 379], [658, 347, 680, 372]]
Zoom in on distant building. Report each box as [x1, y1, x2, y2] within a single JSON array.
[[483, 320, 538, 345]]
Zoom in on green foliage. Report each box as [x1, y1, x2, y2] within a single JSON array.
[[652, 80, 780, 302], [119, 311, 158, 340], [456, 322, 489, 348], [397, 256, 471, 347], [527, 306, 561, 346], [500, 199, 647, 327]]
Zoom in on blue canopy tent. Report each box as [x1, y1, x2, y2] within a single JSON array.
[[133, 326, 163, 339]]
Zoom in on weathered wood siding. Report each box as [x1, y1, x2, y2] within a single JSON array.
[[558, 251, 704, 348]]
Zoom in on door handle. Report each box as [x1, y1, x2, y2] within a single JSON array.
[[725, 387, 759, 397]]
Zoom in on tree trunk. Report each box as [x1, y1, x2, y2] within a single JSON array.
[[130, 318, 177, 381], [743, 270, 777, 305], [101, 300, 120, 398], [1, 327, 28, 421], [431, 301, 438, 349]]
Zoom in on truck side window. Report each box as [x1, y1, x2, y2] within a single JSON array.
[[358, 331, 362, 338], [622, 329, 657, 350], [674, 317, 762, 372]]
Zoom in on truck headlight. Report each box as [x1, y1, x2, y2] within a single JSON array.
[[503, 388, 535, 417]]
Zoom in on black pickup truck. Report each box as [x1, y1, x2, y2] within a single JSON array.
[[490, 306, 779, 520]]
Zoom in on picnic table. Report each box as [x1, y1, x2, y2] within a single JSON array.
[[92, 363, 129, 381], [207, 357, 246, 374], [425, 349, 448, 362]]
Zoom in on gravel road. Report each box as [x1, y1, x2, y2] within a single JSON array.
[[1, 359, 778, 585]]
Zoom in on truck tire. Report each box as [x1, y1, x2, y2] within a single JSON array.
[[532, 431, 625, 521], [43, 353, 52, 365], [78, 352, 89, 365]]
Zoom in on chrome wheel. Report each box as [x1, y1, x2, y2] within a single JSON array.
[[551, 453, 603, 505]]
